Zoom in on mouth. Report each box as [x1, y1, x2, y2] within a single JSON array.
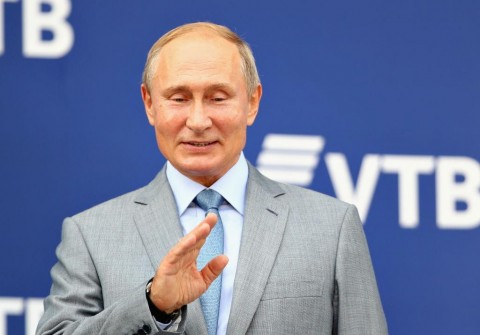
[[184, 141, 217, 147]]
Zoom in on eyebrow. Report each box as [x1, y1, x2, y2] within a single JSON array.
[[161, 83, 235, 96], [207, 83, 234, 92], [161, 85, 189, 97]]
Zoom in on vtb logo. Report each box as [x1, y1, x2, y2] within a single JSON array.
[[0, 0, 74, 58], [256, 134, 480, 230]]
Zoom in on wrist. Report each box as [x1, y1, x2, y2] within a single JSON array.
[[145, 278, 181, 323]]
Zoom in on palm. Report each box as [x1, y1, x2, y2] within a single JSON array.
[[149, 213, 228, 313]]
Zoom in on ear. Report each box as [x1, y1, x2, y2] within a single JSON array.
[[247, 84, 262, 126], [141, 84, 155, 126]]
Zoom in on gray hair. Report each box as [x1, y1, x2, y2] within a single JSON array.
[[142, 22, 260, 96]]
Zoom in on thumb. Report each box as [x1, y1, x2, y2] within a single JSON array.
[[200, 255, 229, 287]]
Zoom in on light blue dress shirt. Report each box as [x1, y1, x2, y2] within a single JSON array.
[[166, 153, 248, 335]]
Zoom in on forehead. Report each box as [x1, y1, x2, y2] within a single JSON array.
[[155, 31, 242, 80]]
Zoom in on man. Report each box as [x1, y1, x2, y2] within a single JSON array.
[[37, 22, 387, 335]]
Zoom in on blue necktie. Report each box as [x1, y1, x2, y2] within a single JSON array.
[[194, 189, 224, 335]]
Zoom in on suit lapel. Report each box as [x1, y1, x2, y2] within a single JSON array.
[[133, 167, 183, 270], [226, 165, 288, 335], [132, 167, 208, 334]]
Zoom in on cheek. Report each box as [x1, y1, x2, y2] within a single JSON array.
[[220, 109, 249, 128], [225, 122, 248, 148], [153, 109, 185, 133], [219, 121, 243, 140], [153, 119, 178, 144]]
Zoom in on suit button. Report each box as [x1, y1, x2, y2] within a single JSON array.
[[142, 324, 152, 334]]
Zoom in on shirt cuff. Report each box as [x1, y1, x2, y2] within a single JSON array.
[[155, 309, 182, 331]]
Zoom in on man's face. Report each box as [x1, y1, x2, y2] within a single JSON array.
[[141, 30, 261, 186]]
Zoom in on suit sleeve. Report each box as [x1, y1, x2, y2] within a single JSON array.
[[35, 217, 187, 335], [334, 205, 388, 335]]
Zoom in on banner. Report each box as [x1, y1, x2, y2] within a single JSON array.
[[1, 1, 479, 334]]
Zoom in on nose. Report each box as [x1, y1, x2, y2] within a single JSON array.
[[186, 100, 212, 132]]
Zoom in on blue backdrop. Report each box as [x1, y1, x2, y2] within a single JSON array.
[[1, 1, 479, 334]]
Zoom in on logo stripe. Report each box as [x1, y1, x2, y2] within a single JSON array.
[[256, 134, 324, 186]]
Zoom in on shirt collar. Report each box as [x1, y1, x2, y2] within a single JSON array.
[[166, 152, 249, 216]]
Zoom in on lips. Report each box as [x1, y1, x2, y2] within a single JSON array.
[[184, 141, 217, 147], [188, 142, 213, 147]]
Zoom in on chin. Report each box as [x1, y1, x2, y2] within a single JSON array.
[[179, 161, 216, 174]]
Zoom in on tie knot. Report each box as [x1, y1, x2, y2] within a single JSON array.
[[194, 189, 224, 213]]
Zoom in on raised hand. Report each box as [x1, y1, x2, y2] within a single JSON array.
[[148, 213, 229, 313]]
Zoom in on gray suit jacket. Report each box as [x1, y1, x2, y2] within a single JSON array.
[[37, 163, 387, 335]]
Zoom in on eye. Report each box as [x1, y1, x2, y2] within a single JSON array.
[[169, 94, 188, 103], [210, 93, 228, 102]]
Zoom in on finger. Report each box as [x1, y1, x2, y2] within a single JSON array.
[[166, 222, 210, 262], [160, 214, 218, 266], [178, 213, 218, 253], [203, 212, 218, 230], [188, 213, 217, 243], [201, 255, 229, 286]]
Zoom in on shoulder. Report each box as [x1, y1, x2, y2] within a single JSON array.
[[283, 182, 349, 207], [72, 186, 146, 223], [68, 168, 169, 231], [281, 182, 358, 227], [249, 163, 352, 212], [249, 165, 359, 230]]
